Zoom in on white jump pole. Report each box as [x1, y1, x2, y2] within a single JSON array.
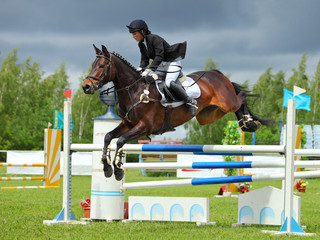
[[282, 98, 295, 233], [44, 100, 86, 225], [62, 99, 74, 222]]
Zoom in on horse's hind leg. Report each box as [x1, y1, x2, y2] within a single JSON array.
[[235, 97, 261, 132], [101, 122, 130, 178], [113, 121, 149, 181]]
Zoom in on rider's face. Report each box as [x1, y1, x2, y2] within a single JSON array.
[[132, 31, 144, 42]]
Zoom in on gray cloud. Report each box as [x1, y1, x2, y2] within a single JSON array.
[[1, 0, 320, 90]]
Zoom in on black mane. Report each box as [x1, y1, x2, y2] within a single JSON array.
[[112, 52, 138, 73]]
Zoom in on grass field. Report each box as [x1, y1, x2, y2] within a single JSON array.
[[1, 167, 320, 240]]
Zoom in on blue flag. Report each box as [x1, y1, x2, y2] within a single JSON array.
[[282, 88, 311, 111], [53, 110, 74, 129]]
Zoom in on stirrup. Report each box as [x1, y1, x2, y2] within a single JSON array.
[[186, 99, 198, 117]]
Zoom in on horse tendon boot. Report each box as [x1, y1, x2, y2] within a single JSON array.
[[102, 144, 113, 178], [113, 148, 125, 181]]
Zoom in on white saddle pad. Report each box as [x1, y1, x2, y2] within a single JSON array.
[[155, 77, 201, 107]]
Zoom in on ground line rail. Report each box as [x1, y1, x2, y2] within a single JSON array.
[[0, 163, 46, 167], [0, 176, 45, 181]]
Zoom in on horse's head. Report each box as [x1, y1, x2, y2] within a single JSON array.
[[82, 44, 113, 94]]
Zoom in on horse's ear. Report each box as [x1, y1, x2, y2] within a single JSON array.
[[101, 45, 110, 57], [93, 44, 101, 55]]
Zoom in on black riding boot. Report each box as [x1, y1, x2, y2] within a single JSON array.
[[169, 81, 198, 117]]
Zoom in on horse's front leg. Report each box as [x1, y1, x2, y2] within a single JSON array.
[[113, 122, 149, 181], [101, 122, 130, 178]]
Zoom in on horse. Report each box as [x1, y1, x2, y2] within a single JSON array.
[[82, 44, 267, 181]]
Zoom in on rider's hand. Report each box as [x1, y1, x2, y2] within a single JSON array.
[[141, 68, 151, 77]]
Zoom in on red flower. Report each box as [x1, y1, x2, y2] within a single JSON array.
[[80, 199, 91, 207]]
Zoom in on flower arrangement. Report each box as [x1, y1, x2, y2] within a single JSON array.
[[80, 198, 91, 208], [239, 183, 250, 193], [221, 121, 241, 177], [296, 180, 308, 189]]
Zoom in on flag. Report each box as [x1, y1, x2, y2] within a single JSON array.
[[282, 88, 311, 111], [293, 86, 306, 96], [53, 110, 74, 130], [63, 89, 71, 99], [53, 110, 64, 129]]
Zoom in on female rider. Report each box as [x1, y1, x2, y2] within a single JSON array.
[[126, 19, 198, 117]]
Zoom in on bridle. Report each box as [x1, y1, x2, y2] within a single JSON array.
[[85, 54, 112, 90]]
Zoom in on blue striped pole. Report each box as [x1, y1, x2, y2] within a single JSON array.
[[122, 170, 320, 190], [191, 161, 253, 169], [71, 143, 285, 156], [70, 143, 320, 156], [122, 160, 320, 170], [191, 175, 253, 185]]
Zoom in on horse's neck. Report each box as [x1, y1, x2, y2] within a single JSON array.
[[112, 59, 141, 90], [112, 61, 145, 108], [113, 72, 141, 90]]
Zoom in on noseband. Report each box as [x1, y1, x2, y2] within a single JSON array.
[[86, 55, 112, 90]]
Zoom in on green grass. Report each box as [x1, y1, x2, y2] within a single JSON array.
[[1, 168, 320, 239]]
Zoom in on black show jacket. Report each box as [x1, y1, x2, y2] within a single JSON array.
[[138, 33, 187, 70]]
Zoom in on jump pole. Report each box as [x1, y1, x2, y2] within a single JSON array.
[[0, 163, 46, 167], [71, 143, 284, 156], [122, 170, 320, 190], [43, 100, 86, 225], [122, 160, 320, 169], [278, 98, 309, 235], [71, 143, 320, 156]]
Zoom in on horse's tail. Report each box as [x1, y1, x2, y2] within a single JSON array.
[[232, 82, 260, 98], [232, 82, 270, 130]]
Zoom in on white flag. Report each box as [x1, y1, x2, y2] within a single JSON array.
[[293, 86, 306, 97]]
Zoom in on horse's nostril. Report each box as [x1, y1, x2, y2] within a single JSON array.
[[82, 84, 90, 92]]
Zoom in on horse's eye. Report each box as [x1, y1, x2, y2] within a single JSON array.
[[99, 64, 105, 68]]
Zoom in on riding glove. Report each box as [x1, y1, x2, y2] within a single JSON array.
[[141, 68, 152, 77]]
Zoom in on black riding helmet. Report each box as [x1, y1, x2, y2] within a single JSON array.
[[126, 19, 149, 33]]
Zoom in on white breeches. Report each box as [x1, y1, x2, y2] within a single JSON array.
[[151, 60, 182, 87]]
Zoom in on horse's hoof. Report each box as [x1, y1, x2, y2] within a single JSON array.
[[103, 164, 113, 178], [246, 121, 260, 132], [254, 120, 261, 130], [114, 168, 124, 181]]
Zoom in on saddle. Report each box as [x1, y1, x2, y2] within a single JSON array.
[[149, 72, 200, 135], [155, 72, 188, 104]]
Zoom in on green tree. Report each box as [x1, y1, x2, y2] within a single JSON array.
[[247, 68, 286, 143], [311, 60, 320, 122], [71, 71, 108, 143], [0, 49, 69, 151]]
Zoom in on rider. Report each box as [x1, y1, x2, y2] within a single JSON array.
[[126, 19, 198, 117]]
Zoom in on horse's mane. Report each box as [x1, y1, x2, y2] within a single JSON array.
[[112, 52, 138, 73]]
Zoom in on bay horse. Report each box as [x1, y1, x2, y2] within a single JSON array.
[[82, 45, 266, 181]]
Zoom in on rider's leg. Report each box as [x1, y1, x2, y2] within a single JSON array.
[[169, 80, 198, 117], [165, 61, 198, 117]]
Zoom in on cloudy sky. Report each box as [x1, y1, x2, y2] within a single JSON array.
[[2, 0, 320, 93]]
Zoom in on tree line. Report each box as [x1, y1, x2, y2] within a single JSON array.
[[1, 49, 319, 161]]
